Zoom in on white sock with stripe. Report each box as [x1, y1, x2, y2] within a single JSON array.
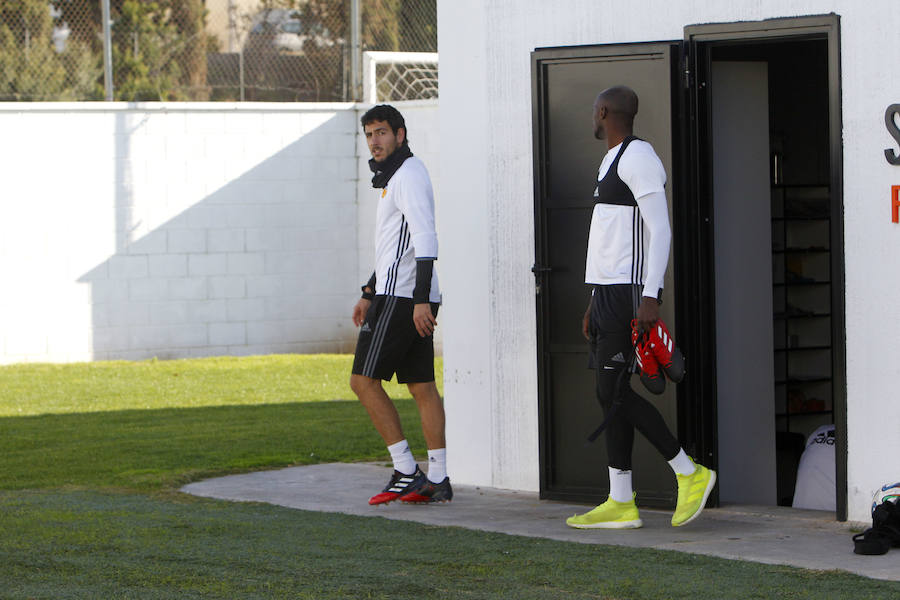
[[608, 467, 633, 503], [387, 439, 417, 475], [426, 448, 447, 483], [668, 448, 696, 476]]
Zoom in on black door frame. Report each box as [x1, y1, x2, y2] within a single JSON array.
[[681, 14, 846, 519]]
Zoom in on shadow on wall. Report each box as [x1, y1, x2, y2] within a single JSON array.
[[78, 111, 359, 360]]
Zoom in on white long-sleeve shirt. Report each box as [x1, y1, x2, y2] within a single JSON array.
[[373, 156, 441, 302], [585, 139, 671, 299]]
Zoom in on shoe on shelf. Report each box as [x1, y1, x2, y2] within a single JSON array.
[[400, 477, 453, 503], [368, 467, 427, 506], [566, 495, 643, 529], [672, 460, 717, 527]]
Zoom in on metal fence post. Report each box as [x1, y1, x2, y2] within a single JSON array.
[[101, 0, 114, 100], [239, 48, 245, 102], [350, 0, 361, 101]]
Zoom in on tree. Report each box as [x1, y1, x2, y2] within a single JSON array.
[[301, 0, 436, 53], [299, 0, 437, 101], [398, 0, 436, 52], [0, 0, 100, 100], [55, 0, 209, 101], [362, 0, 400, 51], [167, 0, 208, 99]]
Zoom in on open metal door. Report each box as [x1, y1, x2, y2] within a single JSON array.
[[532, 42, 683, 506]]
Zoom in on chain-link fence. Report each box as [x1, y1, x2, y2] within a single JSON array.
[[0, 0, 437, 102]]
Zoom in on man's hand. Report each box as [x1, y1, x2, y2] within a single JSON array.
[[635, 296, 660, 334], [352, 298, 372, 327], [582, 301, 592, 341], [413, 303, 437, 337]]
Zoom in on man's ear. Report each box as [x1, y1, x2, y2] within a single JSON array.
[[397, 126, 407, 145]]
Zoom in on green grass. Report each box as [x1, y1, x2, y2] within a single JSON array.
[[2, 490, 898, 600], [0, 402, 424, 491], [1, 354, 898, 599], [1, 354, 440, 417], [1, 354, 437, 491]]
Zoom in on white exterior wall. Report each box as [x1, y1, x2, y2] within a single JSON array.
[[0, 101, 438, 363], [438, 0, 900, 522]]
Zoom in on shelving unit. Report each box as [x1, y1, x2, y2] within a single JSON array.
[[771, 184, 833, 436]]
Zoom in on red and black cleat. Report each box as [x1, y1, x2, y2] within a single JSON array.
[[646, 319, 685, 383], [368, 467, 427, 505], [632, 321, 666, 395], [400, 477, 453, 504]]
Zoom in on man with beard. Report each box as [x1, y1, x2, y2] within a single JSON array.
[[350, 105, 450, 505]]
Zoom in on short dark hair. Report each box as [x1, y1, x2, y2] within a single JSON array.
[[360, 104, 409, 144], [598, 86, 639, 122]]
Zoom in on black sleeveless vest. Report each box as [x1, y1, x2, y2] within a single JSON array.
[[593, 135, 639, 207]]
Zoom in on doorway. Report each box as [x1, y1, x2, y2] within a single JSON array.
[[712, 42, 832, 506], [532, 14, 845, 517], [687, 30, 845, 514]]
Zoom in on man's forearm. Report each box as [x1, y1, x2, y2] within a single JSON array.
[[636, 190, 671, 299], [412, 259, 434, 304]]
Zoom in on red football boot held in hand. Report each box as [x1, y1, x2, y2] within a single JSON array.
[[646, 319, 685, 383], [631, 320, 666, 395]]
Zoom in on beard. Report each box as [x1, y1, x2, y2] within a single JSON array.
[[593, 123, 605, 140]]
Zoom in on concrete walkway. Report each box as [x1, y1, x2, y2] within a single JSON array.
[[181, 462, 900, 582]]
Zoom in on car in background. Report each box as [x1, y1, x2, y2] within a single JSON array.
[[244, 9, 335, 55]]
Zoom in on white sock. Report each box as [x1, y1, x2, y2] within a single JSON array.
[[387, 439, 417, 475], [608, 467, 633, 503], [426, 448, 447, 483], [668, 448, 696, 476]]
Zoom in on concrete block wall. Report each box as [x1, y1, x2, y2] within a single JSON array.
[[0, 101, 438, 363]]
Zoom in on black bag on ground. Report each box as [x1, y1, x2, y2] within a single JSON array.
[[853, 500, 900, 555]]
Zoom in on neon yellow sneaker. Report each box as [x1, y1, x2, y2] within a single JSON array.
[[566, 495, 642, 529], [672, 460, 717, 527]]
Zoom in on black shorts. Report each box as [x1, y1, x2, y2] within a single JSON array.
[[352, 295, 440, 384], [587, 284, 641, 370]]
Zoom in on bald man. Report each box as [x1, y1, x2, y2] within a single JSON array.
[[566, 86, 716, 530]]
